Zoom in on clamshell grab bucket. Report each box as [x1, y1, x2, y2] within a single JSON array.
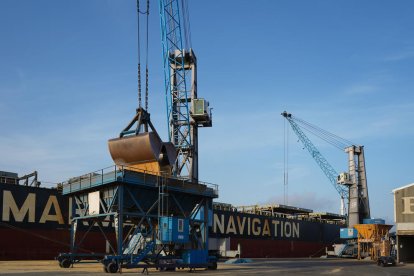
[[108, 132, 176, 175], [107, 108, 176, 175]]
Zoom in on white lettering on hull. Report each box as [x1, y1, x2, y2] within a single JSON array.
[[39, 195, 64, 224], [226, 216, 237, 234], [213, 213, 225, 233], [2, 191, 36, 223], [2, 190, 64, 224], [212, 213, 301, 239]]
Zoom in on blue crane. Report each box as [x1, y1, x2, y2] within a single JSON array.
[[159, 0, 212, 182], [282, 111, 349, 215], [107, 0, 212, 183]]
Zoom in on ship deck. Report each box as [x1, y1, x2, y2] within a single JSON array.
[[213, 202, 346, 225]]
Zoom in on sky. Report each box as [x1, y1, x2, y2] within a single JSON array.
[[1, 0, 414, 225]]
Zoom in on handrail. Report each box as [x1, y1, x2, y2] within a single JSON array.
[[62, 165, 219, 196]]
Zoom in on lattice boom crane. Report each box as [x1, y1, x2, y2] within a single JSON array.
[[159, 0, 212, 182], [282, 111, 370, 228], [282, 111, 349, 215]]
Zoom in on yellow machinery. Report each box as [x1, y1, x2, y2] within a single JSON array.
[[353, 224, 393, 260]]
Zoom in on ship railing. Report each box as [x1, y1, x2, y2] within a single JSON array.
[[223, 208, 345, 225], [61, 165, 218, 196]]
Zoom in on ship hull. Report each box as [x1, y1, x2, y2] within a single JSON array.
[[0, 228, 68, 260], [230, 238, 330, 258], [209, 209, 341, 258], [0, 183, 342, 260]]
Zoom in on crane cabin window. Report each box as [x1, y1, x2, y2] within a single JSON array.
[[178, 219, 184, 232]]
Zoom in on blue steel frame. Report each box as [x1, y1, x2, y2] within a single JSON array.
[[159, 0, 192, 178], [57, 166, 218, 272]]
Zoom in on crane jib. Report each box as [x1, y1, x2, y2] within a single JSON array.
[[282, 111, 371, 226]]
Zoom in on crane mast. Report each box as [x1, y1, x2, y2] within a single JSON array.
[[282, 111, 370, 227], [346, 145, 370, 227], [159, 0, 212, 182]]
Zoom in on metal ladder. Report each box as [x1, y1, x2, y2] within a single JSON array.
[[158, 173, 168, 217], [131, 240, 156, 264]]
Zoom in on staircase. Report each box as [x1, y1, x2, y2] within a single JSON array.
[[124, 232, 143, 255], [337, 243, 357, 258], [132, 241, 156, 264]]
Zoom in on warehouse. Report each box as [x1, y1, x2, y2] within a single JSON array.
[[393, 183, 414, 263]]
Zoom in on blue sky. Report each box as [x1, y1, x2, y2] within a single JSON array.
[[1, 0, 414, 225]]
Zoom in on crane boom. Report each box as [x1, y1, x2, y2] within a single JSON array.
[[282, 111, 348, 214], [282, 111, 371, 227]]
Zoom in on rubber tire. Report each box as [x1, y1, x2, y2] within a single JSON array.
[[107, 262, 119, 273], [208, 262, 217, 270], [380, 262, 385, 267], [61, 258, 71, 268]]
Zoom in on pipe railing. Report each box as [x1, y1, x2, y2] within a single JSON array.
[[62, 165, 218, 196]]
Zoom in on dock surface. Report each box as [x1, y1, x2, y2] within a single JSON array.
[[0, 258, 412, 275]]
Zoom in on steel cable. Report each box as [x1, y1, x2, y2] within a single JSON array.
[[181, 0, 192, 49], [292, 115, 355, 150], [283, 119, 289, 205], [145, 0, 149, 111], [137, 0, 142, 108], [136, 0, 150, 111]]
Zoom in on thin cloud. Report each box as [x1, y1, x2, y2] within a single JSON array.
[[383, 50, 414, 62], [200, 110, 283, 153], [288, 102, 414, 141], [343, 84, 377, 95], [0, 113, 122, 184], [347, 103, 414, 140]]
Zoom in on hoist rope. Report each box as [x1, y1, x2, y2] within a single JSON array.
[[283, 118, 289, 205], [136, 0, 150, 111], [145, 0, 149, 111], [292, 115, 355, 150], [181, 0, 192, 49], [136, 0, 142, 108]]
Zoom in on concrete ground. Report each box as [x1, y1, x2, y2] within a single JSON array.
[[0, 259, 413, 275]]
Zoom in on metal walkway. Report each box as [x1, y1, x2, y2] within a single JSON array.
[[62, 165, 218, 197]]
